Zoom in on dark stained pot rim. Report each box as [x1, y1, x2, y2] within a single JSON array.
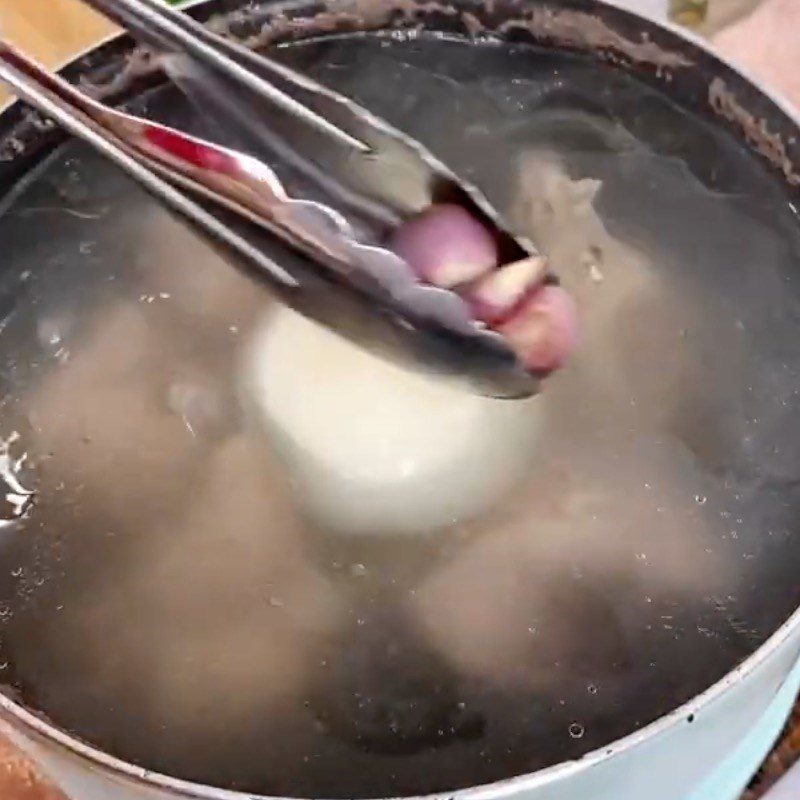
[[1, 1, 800, 798]]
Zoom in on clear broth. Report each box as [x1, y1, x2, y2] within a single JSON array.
[[0, 34, 799, 798]]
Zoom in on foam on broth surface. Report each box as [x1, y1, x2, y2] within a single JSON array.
[[0, 33, 799, 798]]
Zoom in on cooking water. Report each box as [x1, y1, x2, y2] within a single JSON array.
[[0, 34, 800, 799]]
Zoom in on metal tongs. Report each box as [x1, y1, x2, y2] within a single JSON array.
[[0, 0, 552, 398]]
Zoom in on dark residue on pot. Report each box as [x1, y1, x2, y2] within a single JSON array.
[[709, 77, 800, 187], [2, 0, 691, 147], [496, 8, 691, 68], [207, 0, 692, 71], [7, 0, 800, 195]]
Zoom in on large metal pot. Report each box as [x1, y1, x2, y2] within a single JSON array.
[[1, 2, 800, 799]]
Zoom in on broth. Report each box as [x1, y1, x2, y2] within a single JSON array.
[[0, 33, 799, 798]]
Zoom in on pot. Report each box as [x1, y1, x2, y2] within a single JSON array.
[[0, 2, 800, 800]]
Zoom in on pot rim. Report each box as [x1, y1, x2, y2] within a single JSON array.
[[1, 1, 800, 797]]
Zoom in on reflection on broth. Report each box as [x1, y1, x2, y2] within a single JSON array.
[[0, 33, 799, 800]]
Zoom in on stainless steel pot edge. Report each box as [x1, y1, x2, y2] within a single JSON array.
[[0, 0, 799, 797]]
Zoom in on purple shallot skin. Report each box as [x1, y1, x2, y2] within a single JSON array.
[[390, 204, 499, 289], [389, 203, 579, 375]]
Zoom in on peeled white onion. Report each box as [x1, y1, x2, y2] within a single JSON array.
[[239, 307, 543, 537]]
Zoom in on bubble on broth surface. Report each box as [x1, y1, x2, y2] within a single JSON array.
[[0, 32, 799, 800], [0, 433, 34, 529]]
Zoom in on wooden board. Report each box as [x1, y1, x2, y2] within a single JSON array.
[[0, 736, 68, 800], [0, 0, 116, 104]]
